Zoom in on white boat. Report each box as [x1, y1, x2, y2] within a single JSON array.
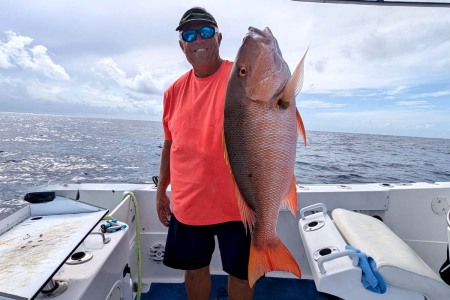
[[1, 182, 449, 299], [1, 1, 449, 298]]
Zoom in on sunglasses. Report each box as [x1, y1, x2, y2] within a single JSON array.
[[181, 26, 216, 43]]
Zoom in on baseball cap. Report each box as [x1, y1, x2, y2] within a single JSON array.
[[175, 7, 218, 31]]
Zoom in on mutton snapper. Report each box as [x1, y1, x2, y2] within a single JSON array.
[[223, 27, 307, 287]]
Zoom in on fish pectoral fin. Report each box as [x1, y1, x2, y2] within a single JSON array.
[[280, 47, 308, 106], [282, 177, 298, 217], [296, 108, 307, 146], [248, 239, 301, 288]]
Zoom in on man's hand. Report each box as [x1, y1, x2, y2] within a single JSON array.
[[156, 191, 171, 227], [156, 139, 172, 227]]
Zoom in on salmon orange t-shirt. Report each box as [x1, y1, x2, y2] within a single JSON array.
[[162, 60, 241, 226]]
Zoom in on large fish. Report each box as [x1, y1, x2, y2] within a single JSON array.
[[223, 26, 307, 287]]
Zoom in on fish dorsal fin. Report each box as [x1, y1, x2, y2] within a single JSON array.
[[222, 128, 256, 233], [282, 176, 298, 217], [280, 48, 308, 106]]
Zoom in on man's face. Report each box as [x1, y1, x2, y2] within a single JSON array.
[[179, 21, 222, 68]]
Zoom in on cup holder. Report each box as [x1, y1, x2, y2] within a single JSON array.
[[303, 220, 325, 232], [313, 246, 339, 261], [66, 251, 93, 265]]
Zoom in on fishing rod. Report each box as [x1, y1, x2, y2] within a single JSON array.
[[292, 0, 450, 8]]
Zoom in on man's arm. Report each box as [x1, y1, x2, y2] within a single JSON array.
[[156, 139, 172, 227]]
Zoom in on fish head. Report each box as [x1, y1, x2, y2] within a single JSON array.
[[228, 26, 290, 106]]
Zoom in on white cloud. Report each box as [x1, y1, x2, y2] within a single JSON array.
[[411, 90, 450, 98], [416, 123, 433, 129], [27, 82, 64, 102], [386, 86, 409, 96], [1, 0, 450, 138], [95, 58, 160, 95], [299, 100, 346, 109], [94, 57, 189, 98], [0, 31, 70, 81], [0, 74, 19, 86], [308, 108, 450, 138], [396, 100, 432, 109]]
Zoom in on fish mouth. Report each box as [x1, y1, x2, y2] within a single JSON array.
[[242, 27, 275, 47], [247, 27, 273, 39]]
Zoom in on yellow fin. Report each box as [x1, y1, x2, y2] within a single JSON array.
[[222, 128, 232, 171], [248, 239, 301, 288], [236, 183, 256, 234], [282, 177, 298, 217], [296, 108, 307, 146], [222, 128, 255, 233]]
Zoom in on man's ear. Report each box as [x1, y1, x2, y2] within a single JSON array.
[[218, 32, 222, 46], [179, 40, 185, 52]]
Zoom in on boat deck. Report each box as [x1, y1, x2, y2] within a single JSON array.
[[142, 275, 340, 300]]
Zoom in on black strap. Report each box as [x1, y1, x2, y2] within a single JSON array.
[[152, 176, 159, 187], [440, 245, 450, 285]]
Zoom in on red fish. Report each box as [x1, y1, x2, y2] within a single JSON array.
[[223, 26, 307, 287]]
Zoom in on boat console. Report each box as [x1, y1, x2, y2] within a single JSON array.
[[0, 194, 132, 300], [299, 203, 450, 300]]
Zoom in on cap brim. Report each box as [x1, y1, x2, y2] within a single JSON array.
[[175, 19, 217, 31]]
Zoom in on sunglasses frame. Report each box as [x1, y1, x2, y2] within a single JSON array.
[[180, 26, 217, 43]]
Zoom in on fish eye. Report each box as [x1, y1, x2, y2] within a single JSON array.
[[238, 66, 247, 77]]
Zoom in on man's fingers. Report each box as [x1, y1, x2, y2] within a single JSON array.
[[158, 208, 171, 227]]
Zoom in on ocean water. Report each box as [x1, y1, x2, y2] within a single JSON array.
[[1, 112, 450, 217]]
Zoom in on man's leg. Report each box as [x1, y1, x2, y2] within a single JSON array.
[[216, 221, 254, 299], [163, 215, 215, 299], [228, 275, 254, 300], [185, 266, 211, 300]]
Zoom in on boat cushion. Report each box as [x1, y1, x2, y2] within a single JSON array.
[[332, 208, 450, 300]]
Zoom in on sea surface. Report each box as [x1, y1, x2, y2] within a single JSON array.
[[1, 112, 450, 218]]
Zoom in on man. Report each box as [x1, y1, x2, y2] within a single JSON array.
[[156, 6, 254, 300]]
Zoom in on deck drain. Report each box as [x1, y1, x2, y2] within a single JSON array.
[[66, 251, 93, 265]]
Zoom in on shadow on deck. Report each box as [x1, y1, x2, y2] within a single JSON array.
[[142, 275, 340, 299]]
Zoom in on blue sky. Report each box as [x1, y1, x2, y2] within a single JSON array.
[[1, 0, 450, 138]]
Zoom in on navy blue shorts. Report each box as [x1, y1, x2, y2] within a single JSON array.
[[163, 214, 251, 280]]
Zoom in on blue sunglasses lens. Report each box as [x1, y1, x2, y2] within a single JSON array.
[[182, 30, 197, 42], [199, 26, 215, 39], [182, 26, 215, 42]]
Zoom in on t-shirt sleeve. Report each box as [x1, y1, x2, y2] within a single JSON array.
[[162, 88, 172, 141]]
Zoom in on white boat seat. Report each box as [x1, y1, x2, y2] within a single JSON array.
[[332, 208, 450, 300]]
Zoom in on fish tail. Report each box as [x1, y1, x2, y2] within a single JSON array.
[[248, 239, 301, 287]]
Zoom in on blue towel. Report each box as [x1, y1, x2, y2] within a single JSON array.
[[346, 245, 387, 294]]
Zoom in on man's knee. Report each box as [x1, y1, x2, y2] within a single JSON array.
[[186, 266, 210, 278], [185, 266, 211, 300]]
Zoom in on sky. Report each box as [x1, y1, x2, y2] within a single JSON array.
[[1, 0, 450, 139]]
